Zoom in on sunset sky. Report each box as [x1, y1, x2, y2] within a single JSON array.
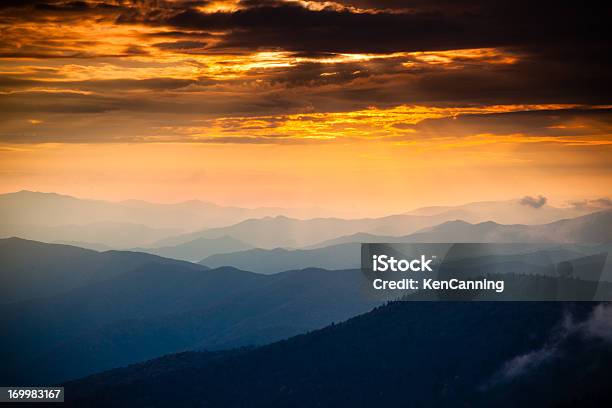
[[0, 1, 610, 215]]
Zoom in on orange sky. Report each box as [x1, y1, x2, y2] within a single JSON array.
[[0, 1, 610, 215], [1, 138, 610, 216]]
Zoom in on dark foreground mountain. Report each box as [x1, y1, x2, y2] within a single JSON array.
[[0, 240, 380, 384], [65, 301, 612, 407]]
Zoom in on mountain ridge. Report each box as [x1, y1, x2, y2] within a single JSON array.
[[199, 210, 612, 274], [0, 239, 381, 384], [64, 300, 612, 407]]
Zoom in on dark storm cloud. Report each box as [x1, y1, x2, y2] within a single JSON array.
[[145, 30, 214, 38], [310, 0, 490, 12], [3, 1, 609, 56], [0, 77, 199, 92], [261, 61, 374, 87], [0, 91, 136, 114], [0, 0, 89, 11], [110, 0, 610, 107], [288, 52, 339, 59], [117, 1, 609, 54], [1, 0, 611, 144], [305, 47, 612, 108], [397, 109, 612, 138], [154, 41, 208, 50], [0, 85, 304, 116], [124, 45, 149, 55], [160, 5, 502, 54], [0, 0, 124, 18]]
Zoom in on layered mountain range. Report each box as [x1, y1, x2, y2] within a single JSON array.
[[0, 238, 381, 384], [1, 190, 611, 400], [1, 190, 606, 259]]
